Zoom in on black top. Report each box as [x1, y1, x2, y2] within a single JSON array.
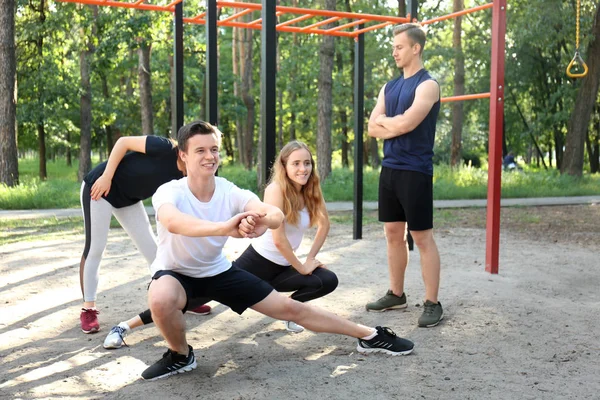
[[84, 136, 183, 208]]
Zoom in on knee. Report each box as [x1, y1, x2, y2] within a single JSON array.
[[411, 230, 434, 249], [148, 281, 183, 318], [385, 226, 408, 246], [281, 298, 307, 321], [321, 270, 339, 295]]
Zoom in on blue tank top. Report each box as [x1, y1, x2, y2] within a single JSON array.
[[382, 69, 440, 176]]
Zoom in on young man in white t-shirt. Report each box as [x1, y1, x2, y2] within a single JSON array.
[[141, 121, 415, 381]]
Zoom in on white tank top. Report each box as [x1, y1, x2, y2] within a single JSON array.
[[252, 207, 310, 266]]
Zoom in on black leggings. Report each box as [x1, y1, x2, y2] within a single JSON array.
[[139, 245, 338, 325], [234, 244, 338, 302]]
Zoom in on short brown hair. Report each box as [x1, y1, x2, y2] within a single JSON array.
[[393, 23, 426, 54], [176, 120, 222, 152]]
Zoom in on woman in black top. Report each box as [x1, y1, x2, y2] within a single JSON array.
[[79, 135, 185, 334]]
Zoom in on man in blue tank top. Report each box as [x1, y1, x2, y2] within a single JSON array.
[[365, 23, 443, 328]]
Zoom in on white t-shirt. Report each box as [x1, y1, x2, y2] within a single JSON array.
[[252, 207, 310, 266], [150, 176, 259, 278]]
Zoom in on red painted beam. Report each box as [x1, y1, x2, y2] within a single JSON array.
[[485, 0, 507, 274]]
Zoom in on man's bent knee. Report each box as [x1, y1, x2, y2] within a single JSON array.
[[148, 275, 186, 316]]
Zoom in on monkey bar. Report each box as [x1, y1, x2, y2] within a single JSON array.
[[55, 0, 506, 274]]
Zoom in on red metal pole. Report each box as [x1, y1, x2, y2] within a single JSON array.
[[485, 0, 506, 274]]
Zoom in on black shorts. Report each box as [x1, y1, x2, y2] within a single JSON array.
[[151, 266, 274, 315], [378, 166, 433, 231]]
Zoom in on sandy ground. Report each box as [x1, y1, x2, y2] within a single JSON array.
[[1, 207, 599, 400]]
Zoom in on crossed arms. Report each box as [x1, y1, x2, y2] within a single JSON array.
[[368, 79, 439, 140]]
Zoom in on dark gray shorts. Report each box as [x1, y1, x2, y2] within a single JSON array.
[[151, 266, 274, 315]]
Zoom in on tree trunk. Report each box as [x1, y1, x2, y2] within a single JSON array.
[[562, 4, 600, 176], [33, 0, 47, 179], [586, 102, 600, 173], [450, 0, 464, 167], [0, 0, 18, 186], [78, 15, 95, 181], [370, 137, 380, 167], [397, 0, 406, 17], [37, 123, 47, 179], [100, 73, 116, 154], [138, 42, 154, 135], [66, 131, 72, 167], [232, 23, 242, 164], [125, 49, 134, 98], [316, 0, 336, 181], [335, 42, 349, 168], [241, 20, 254, 170], [168, 34, 175, 137], [553, 125, 563, 169]]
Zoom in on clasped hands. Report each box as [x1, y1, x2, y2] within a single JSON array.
[[236, 213, 269, 239]]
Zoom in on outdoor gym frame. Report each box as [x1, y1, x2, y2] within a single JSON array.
[[56, 0, 506, 274]]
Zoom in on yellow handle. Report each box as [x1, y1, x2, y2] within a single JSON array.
[[566, 52, 589, 78]]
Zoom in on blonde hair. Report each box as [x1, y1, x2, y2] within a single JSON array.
[[269, 141, 325, 227]]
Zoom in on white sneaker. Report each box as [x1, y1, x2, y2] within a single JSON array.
[[284, 321, 305, 333], [103, 325, 130, 349]]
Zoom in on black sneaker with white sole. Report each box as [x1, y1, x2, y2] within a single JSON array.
[[357, 326, 414, 356], [141, 345, 197, 381]]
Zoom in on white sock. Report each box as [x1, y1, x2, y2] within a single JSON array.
[[118, 322, 131, 332], [361, 328, 378, 340]]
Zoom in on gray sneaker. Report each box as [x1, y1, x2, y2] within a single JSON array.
[[103, 325, 129, 349], [418, 300, 444, 327], [366, 290, 407, 312]]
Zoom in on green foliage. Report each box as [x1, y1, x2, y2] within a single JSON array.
[[321, 167, 380, 201], [0, 179, 80, 209], [9, 0, 600, 177]]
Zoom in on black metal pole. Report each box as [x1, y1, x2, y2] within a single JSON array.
[[261, 0, 277, 182], [206, 0, 218, 125], [353, 29, 364, 240], [173, 2, 184, 134]]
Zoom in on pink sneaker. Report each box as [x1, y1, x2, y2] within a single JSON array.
[[187, 304, 211, 315], [80, 308, 100, 333]]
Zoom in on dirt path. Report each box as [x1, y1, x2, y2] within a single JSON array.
[[1, 205, 599, 399]]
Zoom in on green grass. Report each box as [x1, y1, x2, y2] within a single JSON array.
[[1, 157, 599, 210]]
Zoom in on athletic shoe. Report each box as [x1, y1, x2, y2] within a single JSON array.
[[103, 325, 130, 349], [418, 300, 444, 327], [187, 304, 211, 315], [80, 308, 100, 334], [284, 320, 305, 333], [365, 290, 407, 312], [357, 326, 414, 356], [141, 345, 197, 381]]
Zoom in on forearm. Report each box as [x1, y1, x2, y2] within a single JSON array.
[[261, 209, 284, 230], [101, 139, 130, 179], [378, 115, 411, 137], [307, 220, 329, 259], [368, 120, 401, 140], [275, 240, 305, 273], [164, 214, 227, 237]]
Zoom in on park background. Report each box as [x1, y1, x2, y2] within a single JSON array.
[[1, 2, 600, 399], [0, 0, 599, 199]]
